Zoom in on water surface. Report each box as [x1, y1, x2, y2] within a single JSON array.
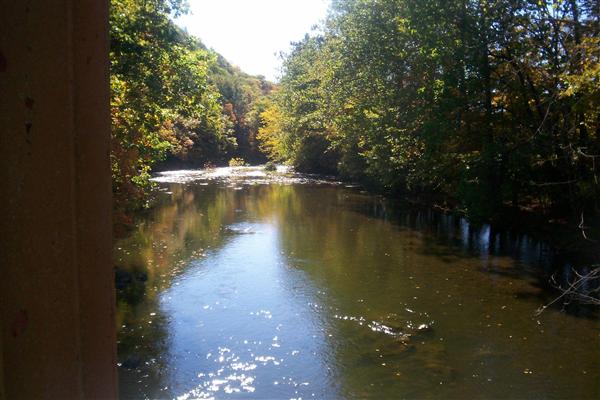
[[116, 167, 599, 399]]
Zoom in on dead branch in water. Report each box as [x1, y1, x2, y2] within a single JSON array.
[[536, 266, 600, 316]]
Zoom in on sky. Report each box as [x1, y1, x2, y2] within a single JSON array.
[[175, 0, 330, 82]]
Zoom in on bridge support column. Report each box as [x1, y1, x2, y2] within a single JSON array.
[[0, 1, 117, 398]]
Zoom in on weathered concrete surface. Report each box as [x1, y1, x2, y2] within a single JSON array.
[[0, 1, 117, 398]]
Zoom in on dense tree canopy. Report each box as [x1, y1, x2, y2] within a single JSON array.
[[208, 54, 275, 164], [260, 0, 600, 220], [110, 0, 273, 220]]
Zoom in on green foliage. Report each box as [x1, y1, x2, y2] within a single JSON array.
[[209, 54, 275, 163], [110, 0, 228, 216], [264, 161, 276, 172], [261, 0, 600, 219], [110, 0, 274, 220], [258, 36, 339, 174]]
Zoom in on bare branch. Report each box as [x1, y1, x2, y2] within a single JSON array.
[[536, 266, 600, 316]]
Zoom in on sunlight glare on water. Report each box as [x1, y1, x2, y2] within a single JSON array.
[[115, 167, 600, 400]]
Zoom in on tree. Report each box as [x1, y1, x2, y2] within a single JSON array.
[[110, 0, 233, 219], [261, 0, 600, 220]]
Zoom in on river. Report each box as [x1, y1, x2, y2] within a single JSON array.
[[115, 166, 599, 399]]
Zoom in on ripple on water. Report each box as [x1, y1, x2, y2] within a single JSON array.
[[177, 347, 258, 400], [176, 372, 255, 400], [151, 166, 343, 186]]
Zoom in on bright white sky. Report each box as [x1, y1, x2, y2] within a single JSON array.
[[175, 0, 330, 82]]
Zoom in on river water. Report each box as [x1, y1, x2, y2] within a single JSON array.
[[115, 167, 599, 399]]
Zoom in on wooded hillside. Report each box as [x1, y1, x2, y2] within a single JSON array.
[[110, 0, 274, 219]]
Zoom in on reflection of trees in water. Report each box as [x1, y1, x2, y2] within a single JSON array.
[[114, 183, 599, 399], [114, 183, 307, 399], [347, 198, 599, 314], [271, 186, 599, 398], [116, 185, 227, 318], [115, 184, 242, 398], [269, 188, 451, 396]]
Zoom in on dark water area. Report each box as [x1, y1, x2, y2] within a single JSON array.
[[115, 167, 599, 399]]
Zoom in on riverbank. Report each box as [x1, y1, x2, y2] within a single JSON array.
[[324, 168, 600, 265]]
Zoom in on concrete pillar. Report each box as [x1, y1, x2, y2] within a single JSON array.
[[0, 1, 117, 399]]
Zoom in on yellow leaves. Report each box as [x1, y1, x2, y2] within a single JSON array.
[[363, 109, 380, 120], [560, 38, 600, 99], [257, 103, 286, 161]]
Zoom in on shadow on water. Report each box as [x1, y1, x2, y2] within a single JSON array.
[[255, 184, 599, 399], [114, 171, 600, 399], [268, 186, 600, 399], [346, 196, 599, 319]]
